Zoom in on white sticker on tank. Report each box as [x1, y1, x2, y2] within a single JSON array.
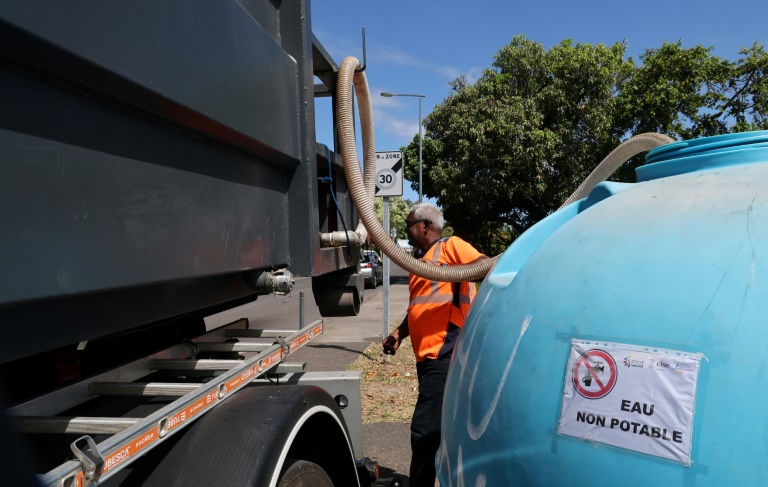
[[558, 339, 702, 465]]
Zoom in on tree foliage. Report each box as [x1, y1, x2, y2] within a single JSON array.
[[372, 196, 413, 241], [402, 36, 768, 255]]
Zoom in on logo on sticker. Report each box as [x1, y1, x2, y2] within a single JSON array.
[[647, 358, 695, 374], [622, 355, 644, 368]]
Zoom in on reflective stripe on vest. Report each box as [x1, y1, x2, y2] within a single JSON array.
[[410, 294, 471, 305]]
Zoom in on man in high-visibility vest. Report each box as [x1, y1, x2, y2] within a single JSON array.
[[382, 202, 488, 487]]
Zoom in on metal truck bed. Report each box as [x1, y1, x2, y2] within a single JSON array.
[[0, 1, 360, 365]]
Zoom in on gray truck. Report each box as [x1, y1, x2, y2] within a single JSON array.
[[0, 1, 383, 485]]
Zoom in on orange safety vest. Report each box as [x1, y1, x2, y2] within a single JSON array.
[[408, 236, 483, 362]]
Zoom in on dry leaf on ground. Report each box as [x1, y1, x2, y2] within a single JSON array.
[[347, 336, 418, 423]]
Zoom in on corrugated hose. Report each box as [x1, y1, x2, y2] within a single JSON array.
[[336, 56, 674, 282]]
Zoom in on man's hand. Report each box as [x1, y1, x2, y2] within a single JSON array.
[[383, 318, 409, 356], [382, 331, 402, 355]]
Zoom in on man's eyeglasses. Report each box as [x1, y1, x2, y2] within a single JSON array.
[[405, 219, 429, 230]]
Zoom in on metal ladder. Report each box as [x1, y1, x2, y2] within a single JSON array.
[[10, 319, 324, 487]]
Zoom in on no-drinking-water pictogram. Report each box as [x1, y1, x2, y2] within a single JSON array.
[[572, 349, 617, 399]]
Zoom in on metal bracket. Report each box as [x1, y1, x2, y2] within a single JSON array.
[[275, 336, 290, 356], [355, 27, 367, 72], [181, 339, 200, 359], [71, 436, 104, 486]]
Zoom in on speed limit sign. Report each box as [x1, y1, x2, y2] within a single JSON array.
[[375, 151, 403, 197]]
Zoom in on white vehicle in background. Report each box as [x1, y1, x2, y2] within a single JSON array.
[[360, 250, 383, 288], [396, 239, 413, 253]]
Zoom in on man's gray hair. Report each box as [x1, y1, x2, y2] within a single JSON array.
[[411, 203, 444, 232]]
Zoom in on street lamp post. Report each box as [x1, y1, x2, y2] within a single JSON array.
[[381, 92, 425, 203]]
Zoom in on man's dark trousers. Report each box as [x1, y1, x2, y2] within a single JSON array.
[[410, 354, 451, 486]]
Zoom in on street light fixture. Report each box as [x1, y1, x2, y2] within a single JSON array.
[[381, 92, 426, 203]]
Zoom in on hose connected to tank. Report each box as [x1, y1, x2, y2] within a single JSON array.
[[337, 57, 496, 282], [559, 133, 675, 208], [336, 56, 674, 282]]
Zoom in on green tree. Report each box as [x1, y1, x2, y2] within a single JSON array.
[[372, 196, 413, 241], [728, 43, 768, 131], [406, 36, 633, 254], [619, 41, 768, 138], [618, 42, 731, 138], [403, 36, 768, 255]]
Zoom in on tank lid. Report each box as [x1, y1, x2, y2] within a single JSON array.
[[638, 130, 768, 181]]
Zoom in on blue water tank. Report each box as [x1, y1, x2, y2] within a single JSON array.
[[439, 131, 768, 486]]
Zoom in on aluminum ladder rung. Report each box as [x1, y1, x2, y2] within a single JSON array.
[[89, 382, 202, 397], [225, 329, 291, 338], [149, 359, 242, 371], [193, 342, 270, 352], [16, 417, 140, 435]]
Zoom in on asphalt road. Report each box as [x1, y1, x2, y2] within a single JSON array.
[[205, 262, 416, 485]]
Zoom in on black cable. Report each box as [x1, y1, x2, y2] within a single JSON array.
[[318, 144, 352, 256]]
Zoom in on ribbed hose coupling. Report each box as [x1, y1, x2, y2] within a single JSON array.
[[246, 269, 295, 295]]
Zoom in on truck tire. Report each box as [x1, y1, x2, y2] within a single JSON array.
[[278, 459, 333, 487], [315, 286, 361, 316], [106, 385, 359, 486], [312, 270, 364, 316]]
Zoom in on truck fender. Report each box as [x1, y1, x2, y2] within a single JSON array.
[[111, 385, 359, 486]]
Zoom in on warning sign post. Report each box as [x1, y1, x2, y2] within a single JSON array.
[[558, 340, 702, 465]]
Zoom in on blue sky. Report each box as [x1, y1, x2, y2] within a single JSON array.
[[311, 0, 767, 204]]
